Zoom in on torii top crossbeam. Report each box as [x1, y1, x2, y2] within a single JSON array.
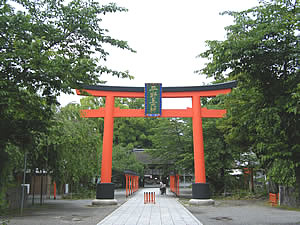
[[76, 80, 236, 98], [76, 81, 237, 118]]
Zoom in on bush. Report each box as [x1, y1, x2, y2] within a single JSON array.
[[62, 186, 95, 200]]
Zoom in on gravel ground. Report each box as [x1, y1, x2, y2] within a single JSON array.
[[178, 188, 300, 225], [184, 199, 300, 225], [2, 190, 127, 225], [2, 188, 300, 225]]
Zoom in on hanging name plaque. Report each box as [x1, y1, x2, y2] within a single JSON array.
[[145, 83, 162, 117]]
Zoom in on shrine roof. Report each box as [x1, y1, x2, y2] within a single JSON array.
[[80, 80, 237, 92]]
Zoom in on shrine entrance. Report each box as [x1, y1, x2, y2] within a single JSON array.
[[76, 81, 236, 204]]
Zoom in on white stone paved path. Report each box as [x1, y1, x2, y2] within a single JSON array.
[[97, 188, 202, 225]]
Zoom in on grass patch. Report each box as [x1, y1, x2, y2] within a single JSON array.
[[213, 190, 267, 201], [62, 190, 95, 200], [276, 205, 300, 212]]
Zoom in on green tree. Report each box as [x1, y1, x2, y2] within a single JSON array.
[[0, 91, 51, 212], [198, 0, 299, 205], [149, 118, 194, 173], [47, 102, 102, 191], [0, 0, 134, 210], [112, 145, 144, 175], [47, 97, 146, 192], [113, 98, 155, 149], [147, 98, 239, 194], [0, 0, 134, 146], [203, 97, 239, 194]]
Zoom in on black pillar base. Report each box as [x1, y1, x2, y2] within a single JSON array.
[[96, 183, 115, 199], [192, 183, 211, 199]]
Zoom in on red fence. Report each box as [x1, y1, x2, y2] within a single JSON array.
[[144, 192, 155, 204], [125, 172, 139, 197], [170, 174, 180, 196]]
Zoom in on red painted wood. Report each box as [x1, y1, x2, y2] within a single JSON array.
[[192, 96, 206, 183], [125, 175, 128, 197], [269, 193, 279, 206], [77, 85, 234, 190], [80, 107, 226, 118], [53, 182, 56, 200], [100, 95, 114, 183]]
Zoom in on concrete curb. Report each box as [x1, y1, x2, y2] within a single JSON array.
[[189, 199, 215, 206], [92, 199, 118, 206]]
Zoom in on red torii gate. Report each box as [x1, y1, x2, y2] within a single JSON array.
[[76, 81, 236, 203]]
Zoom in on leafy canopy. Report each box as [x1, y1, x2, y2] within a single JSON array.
[[0, 0, 135, 210], [198, 0, 299, 189], [0, 0, 134, 147]]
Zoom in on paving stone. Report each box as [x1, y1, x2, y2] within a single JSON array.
[[97, 188, 202, 225]]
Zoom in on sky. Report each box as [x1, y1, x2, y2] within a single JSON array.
[[59, 0, 259, 108]]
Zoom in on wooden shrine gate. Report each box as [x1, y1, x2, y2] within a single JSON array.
[[76, 81, 237, 203]]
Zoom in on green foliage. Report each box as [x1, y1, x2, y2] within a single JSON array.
[[215, 188, 267, 200], [114, 117, 155, 149], [201, 96, 241, 193], [203, 117, 236, 193], [1, 0, 134, 96], [149, 118, 194, 173], [0, 144, 24, 213], [48, 102, 102, 186], [198, 0, 300, 199], [267, 159, 296, 186], [112, 145, 144, 175], [0, 90, 52, 189], [113, 98, 155, 149], [0, 0, 134, 210], [41, 97, 145, 190], [147, 111, 238, 194], [0, 183, 7, 213], [62, 186, 95, 200], [0, 0, 134, 148]]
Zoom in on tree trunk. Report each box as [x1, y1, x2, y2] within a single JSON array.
[[32, 172, 35, 205], [40, 172, 43, 205]]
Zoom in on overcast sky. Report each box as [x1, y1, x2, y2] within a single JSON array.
[[59, 0, 259, 108]]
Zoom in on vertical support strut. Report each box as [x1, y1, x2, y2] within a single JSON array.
[[101, 95, 115, 183], [53, 182, 56, 200], [126, 175, 128, 197], [192, 96, 206, 183], [191, 95, 211, 200], [129, 176, 132, 195], [95, 94, 116, 201]]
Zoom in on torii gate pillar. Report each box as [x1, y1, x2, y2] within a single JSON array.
[[94, 95, 116, 202], [192, 95, 211, 199], [77, 81, 237, 205]]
